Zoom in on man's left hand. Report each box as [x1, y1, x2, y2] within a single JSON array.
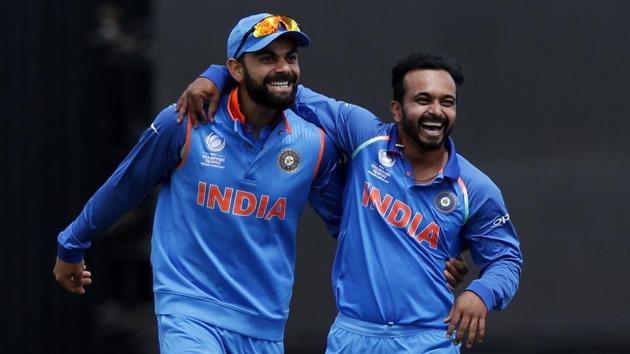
[[444, 256, 469, 291], [175, 77, 220, 127]]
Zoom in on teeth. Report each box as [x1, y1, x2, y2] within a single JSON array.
[[269, 81, 289, 87], [422, 122, 443, 127]]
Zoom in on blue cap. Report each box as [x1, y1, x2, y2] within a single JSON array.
[[227, 13, 311, 59]]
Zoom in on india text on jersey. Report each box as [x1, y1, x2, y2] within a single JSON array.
[[362, 181, 439, 249], [197, 182, 286, 220]]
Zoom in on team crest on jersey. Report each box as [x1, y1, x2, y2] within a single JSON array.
[[377, 150, 395, 168], [278, 149, 300, 173], [434, 191, 457, 213], [205, 133, 226, 152]]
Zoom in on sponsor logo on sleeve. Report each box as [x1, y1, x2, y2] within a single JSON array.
[[493, 213, 510, 227]]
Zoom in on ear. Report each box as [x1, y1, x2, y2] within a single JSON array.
[[390, 100, 403, 123], [226, 58, 245, 83]]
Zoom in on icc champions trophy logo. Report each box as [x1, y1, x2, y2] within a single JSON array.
[[205, 133, 226, 152], [378, 150, 395, 168]]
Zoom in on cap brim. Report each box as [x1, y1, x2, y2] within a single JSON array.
[[242, 30, 310, 55]]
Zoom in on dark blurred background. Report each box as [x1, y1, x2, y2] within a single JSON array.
[[2, 1, 629, 353]]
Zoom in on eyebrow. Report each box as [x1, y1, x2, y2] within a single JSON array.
[[253, 49, 299, 57], [413, 92, 457, 100]]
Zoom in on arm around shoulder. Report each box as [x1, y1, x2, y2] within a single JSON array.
[[294, 85, 386, 155]]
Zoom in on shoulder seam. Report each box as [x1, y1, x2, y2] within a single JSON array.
[[351, 135, 390, 159]]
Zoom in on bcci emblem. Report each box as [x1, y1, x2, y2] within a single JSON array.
[[434, 191, 457, 213], [278, 149, 300, 173], [205, 133, 225, 152], [377, 150, 395, 168]]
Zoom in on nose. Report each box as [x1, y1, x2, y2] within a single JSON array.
[[427, 101, 442, 116], [274, 58, 291, 72]]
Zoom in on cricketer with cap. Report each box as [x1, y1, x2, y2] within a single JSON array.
[[178, 16, 522, 354], [54, 13, 468, 353], [53, 12, 343, 354]]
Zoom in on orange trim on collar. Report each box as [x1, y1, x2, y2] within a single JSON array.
[[227, 87, 293, 133], [282, 112, 292, 134], [227, 88, 246, 123]]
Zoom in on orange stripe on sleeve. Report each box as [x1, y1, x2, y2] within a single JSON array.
[[177, 116, 193, 169], [313, 129, 325, 179]]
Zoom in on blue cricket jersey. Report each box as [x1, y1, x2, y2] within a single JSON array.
[[201, 65, 522, 329], [293, 86, 523, 328], [57, 88, 342, 341]]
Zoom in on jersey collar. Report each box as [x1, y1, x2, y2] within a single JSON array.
[[387, 125, 461, 180], [227, 87, 246, 123], [226, 87, 292, 134], [441, 138, 461, 180]]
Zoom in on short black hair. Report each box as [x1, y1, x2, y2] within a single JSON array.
[[391, 52, 464, 102]]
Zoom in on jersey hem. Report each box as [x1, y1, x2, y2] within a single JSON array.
[[155, 291, 287, 341]]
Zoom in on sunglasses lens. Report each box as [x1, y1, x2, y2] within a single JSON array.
[[252, 16, 300, 37], [279, 16, 299, 31], [253, 17, 276, 37]]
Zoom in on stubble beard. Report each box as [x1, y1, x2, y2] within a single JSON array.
[[401, 110, 453, 151], [243, 67, 297, 110]]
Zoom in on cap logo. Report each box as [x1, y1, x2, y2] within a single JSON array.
[[205, 133, 226, 152], [278, 148, 300, 173], [434, 191, 457, 213]]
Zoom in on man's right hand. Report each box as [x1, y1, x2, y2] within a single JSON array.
[[444, 290, 488, 348], [175, 77, 221, 127], [53, 257, 92, 295]]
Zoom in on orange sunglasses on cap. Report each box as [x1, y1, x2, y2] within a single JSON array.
[[233, 15, 301, 58]]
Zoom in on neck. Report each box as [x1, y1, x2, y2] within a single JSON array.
[[397, 125, 448, 182], [237, 87, 280, 137]]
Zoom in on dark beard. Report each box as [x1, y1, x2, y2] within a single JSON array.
[[401, 111, 452, 151], [243, 67, 297, 110]]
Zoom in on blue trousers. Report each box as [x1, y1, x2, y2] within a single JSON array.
[[157, 314, 284, 354], [326, 313, 461, 354]]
